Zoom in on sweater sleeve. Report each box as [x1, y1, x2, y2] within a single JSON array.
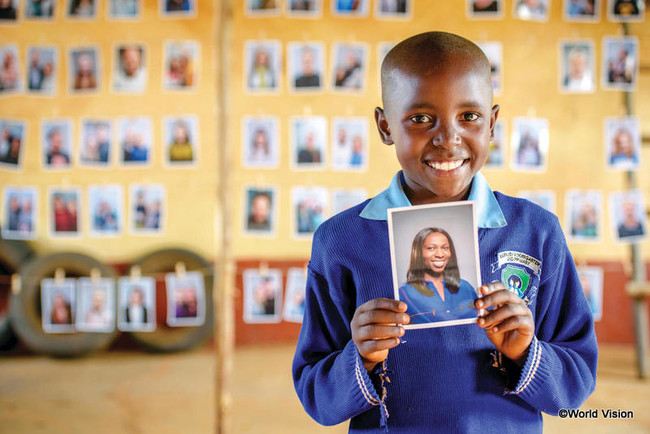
[[292, 265, 384, 426], [503, 226, 598, 414]]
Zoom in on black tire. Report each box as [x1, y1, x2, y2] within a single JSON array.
[[129, 248, 214, 352], [9, 252, 119, 357]]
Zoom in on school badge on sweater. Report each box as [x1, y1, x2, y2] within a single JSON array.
[[491, 251, 541, 306]]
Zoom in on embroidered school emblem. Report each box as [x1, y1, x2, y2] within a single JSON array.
[[491, 250, 542, 305], [501, 266, 530, 297]]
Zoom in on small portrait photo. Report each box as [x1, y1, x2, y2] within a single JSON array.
[[2, 186, 37, 240], [241, 116, 279, 169], [559, 40, 596, 94], [88, 184, 123, 237], [48, 187, 81, 237], [605, 116, 641, 171], [287, 0, 321, 17], [26, 46, 57, 95], [245, 0, 280, 16], [242, 268, 283, 323], [76, 278, 116, 333], [510, 117, 549, 173], [108, 0, 140, 19], [375, 0, 411, 19], [292, 186, 328, 238], [467, 0, 503, 18], [331, 42, 367, 92], [607, 0, 644, 22], [283, 267, 307, 323], [244, 40, 282, 93], [287, 41, 324, 92], [112, 43, 147, 94], [243, 186, 277, 236], [67, 0, 97, 18], [602, 36, 639, 91], [331, 188, 367, 215], [290, 115, 327, 170], [331, 117, 368, 171], [577, 266, 603, 322], [0, 0, 18, 22], [565, 190, 603, 243], [163, 115, 198, 166], [69, 47, 100, 93], [41, 278, 76, 333], [388, 202, 481, 329], [0, 45, 21, 95], [477, 42, 503, 95], [0, 119, 25, 169], [25, 0, 55, 19], [332, 0, 368, 16], [41, 119, 73, 169], [163, 40, 199, 90], [165, 271, 206, 327], [160, 0, 196, 17], [609, 190, 647, 243], [518, 190, 556, 214], [484, 119, 506, 169], [117, 276, 156, 332], [129, 184, 164, 234], [79, 119, 112, 166], [564, 0, 600, 22], [117, 116, 152, 166], [513, 0, 549, 21]]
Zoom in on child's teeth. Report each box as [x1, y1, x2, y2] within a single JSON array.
[[429, 160, 463, 170]]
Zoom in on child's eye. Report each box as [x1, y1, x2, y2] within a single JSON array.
[[409, 114, 432, 124], [462, 112, 480, 121]]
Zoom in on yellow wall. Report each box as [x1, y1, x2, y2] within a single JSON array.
[[0, 0, 219, 263]]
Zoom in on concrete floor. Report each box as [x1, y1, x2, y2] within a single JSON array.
[[1, 344, 649, 433]]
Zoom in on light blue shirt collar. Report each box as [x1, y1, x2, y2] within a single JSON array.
[[359, 171, 507, 228]]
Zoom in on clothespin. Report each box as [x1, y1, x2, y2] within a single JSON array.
[[175, 262, 187, 278], [259, 261, 269, 277], [90, 268, 101, 284], [130, 265, 141, 281], [54, 268, 65, 284], [11, 274, 21, 295]]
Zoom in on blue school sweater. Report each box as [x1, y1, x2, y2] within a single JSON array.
[[292, 172, 598, 433]]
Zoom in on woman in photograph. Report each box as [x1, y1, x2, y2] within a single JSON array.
[[609, 127, 637, 166], [72, 52, 97, 90], [398, 228, 477, 324], [168, 120, 193, 162], [248, 46, 275, 90], [248, 128, 271, 163], [50, 292, 73, 325]]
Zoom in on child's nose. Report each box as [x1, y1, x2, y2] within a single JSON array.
[[432, 123, 461, 148]]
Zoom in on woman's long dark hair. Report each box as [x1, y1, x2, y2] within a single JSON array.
[[406, 227, 460, 295]]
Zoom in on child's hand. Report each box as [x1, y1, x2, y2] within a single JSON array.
[[475, 282, 534, 365], [351, 298, 410, 372]]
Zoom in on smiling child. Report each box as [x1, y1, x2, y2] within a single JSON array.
[[292, 31, 597, 432]]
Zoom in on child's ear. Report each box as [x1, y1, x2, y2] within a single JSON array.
[[489, 105, 500, 137], [374, 107, 394, 145]]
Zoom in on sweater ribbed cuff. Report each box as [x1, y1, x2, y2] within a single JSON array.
[[506, 335, 547, 396], [347, 340, 381, 408]]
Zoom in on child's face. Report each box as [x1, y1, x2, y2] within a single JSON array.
[[376, 58, 498, 204]]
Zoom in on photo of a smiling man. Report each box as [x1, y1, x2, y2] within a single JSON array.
[[388, 201, 481, 329]]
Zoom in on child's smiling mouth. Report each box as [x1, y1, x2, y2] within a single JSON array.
[[424, 159, 468, 172]]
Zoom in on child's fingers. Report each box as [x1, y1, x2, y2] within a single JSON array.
[[482, 315, 534, 336], [357, 337, 402, 355], [358, 298, 408, 314], [477, 302, 530, 329], [475, 287, 522, 310], [356, 309, 410, 327], [355, 324, 405, 341]]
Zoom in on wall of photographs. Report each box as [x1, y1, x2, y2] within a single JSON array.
[[229, 0, 649, 343], [1, 0, 649, 346], [0, 0, 219, 263]]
